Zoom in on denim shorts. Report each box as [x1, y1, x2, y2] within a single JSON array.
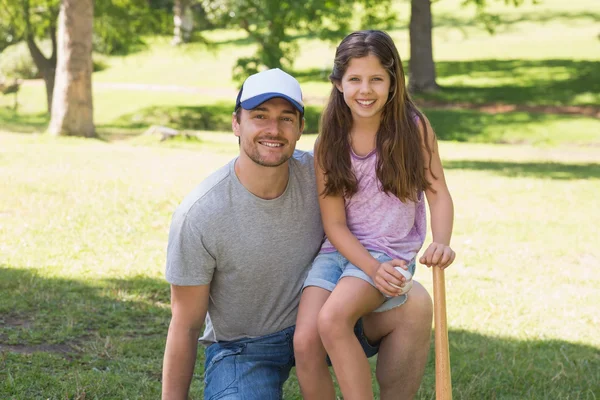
[[203, 321, 378, 400], [303, 250, 416, 313]]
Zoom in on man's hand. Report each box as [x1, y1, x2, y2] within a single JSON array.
[[372, 260, 410, 297], [419, 242, 455, 269]]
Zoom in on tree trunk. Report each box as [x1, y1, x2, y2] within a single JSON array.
[[48, 0, 95, 137], [409, 0, 440, 93], [172, 0, 193, 45], [27, 31, 57, 113], [23, 0, 58, 113]]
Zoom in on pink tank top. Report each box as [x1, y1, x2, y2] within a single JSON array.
[[320, 148, 427, 262]]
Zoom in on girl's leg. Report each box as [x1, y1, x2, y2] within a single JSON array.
[[362, 281, 433, 400], [293, 286, 336, 400], [318, 277, 384, 400]]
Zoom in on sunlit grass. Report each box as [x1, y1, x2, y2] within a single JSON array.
[[1, 131, 599, 398]]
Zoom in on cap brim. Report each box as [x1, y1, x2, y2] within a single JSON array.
[[240, 93, 304, 114]]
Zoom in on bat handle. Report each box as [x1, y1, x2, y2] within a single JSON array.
[[433, 266, 452, 400]]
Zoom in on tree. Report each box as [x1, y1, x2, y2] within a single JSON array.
[[409, 0, 438, 93], [172, 0, 194, 45], [0, 0, 60, 112], [48, 0, 95, 137], [0, 0, 171, 112], [408, 0, 531, 93], [201, 0, 395, 82]]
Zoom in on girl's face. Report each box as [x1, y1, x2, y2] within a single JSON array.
[[336, 54, 392, 126]]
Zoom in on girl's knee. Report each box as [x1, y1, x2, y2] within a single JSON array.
[[293, 326, 323, 360], [407, 282, 433, 321], [317, 304, 355, 342]]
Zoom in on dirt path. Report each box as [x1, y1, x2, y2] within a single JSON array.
[[22, 80, 599, 118]]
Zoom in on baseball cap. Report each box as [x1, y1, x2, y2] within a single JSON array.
[[235, 68, 304, 115]]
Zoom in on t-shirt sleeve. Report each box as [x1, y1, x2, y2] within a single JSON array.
[[165, 208, 215, 286]]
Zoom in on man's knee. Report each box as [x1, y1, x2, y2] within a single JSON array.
[[407, 282, 433, 322], [361, 281, 433, 343]]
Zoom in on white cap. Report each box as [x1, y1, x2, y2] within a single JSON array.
[[235, 68, 304, 114]]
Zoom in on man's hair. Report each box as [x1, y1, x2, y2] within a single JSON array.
[[316, 30, 435, 202]]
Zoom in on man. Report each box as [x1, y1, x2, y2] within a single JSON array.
[[161, 68, 433, 399]]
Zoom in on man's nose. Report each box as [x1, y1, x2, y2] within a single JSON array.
[[264, 118, 280, 133]]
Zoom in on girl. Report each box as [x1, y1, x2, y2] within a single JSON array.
[[294, 30, 455, 400]]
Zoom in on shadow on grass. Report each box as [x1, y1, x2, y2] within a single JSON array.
[[0, 265, 170, 345], [106, 102, 324, 134], [3, 100, 592, 146], [1, 266, 599, 398], [432, 10, 600, 31], [420, 328, 600, 399], [103, 102, 592, 145], [421, 59, 600, 107], [0, 108, 49, 133], [289, 59, 600, 108], [0, 265, 173, 398], [444, 160, 600, 180]]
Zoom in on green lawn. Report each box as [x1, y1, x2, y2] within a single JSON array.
[[0, 132, 599, 399]]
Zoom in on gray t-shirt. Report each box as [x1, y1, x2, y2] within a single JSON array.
[[166, 150, 324, 344]]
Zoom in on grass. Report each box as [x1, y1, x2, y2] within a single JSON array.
[[1, 131, 599, 399], [3, 97, 598, 145]]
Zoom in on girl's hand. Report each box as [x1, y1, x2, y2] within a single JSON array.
[[372, 260, 410, 297], [419, 242, 455, 269]]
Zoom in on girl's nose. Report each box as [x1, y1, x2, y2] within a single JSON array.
[[360, 82, 372, 94]]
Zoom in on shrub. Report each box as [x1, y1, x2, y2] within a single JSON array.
[[0, 40, 108, 80], [0, 41, 46, 79]]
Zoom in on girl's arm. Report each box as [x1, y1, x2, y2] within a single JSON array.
[[419, 115, 456, 269], [314, 148, 406, 296]]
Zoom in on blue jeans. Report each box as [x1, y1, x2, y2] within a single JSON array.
[[304, 250, 416, 312], [203, 321, 378, 399]]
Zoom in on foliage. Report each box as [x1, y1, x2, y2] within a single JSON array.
[[0, 0, 173, 57], [200, 0, 396, 82], [94, 0, 173, 55], [0, 15, 17, 52], [462, 0, 538, 33], [0, 40, 48, 79], [0, 40, 108, 79]]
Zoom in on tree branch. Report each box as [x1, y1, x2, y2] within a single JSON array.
[[49, 24, 57, 65]]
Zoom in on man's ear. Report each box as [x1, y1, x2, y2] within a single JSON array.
[[232, 112, 240, 138], [298, 118, 305, 139]]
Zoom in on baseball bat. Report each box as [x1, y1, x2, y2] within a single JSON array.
[[433, 265, 452, 400]]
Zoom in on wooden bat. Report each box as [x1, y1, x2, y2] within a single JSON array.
[[433, 266, 452, 400]]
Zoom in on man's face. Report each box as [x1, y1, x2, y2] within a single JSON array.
[[233, 97, 304, 168]]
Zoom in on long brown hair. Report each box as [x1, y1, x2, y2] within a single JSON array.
[[316, 30, 434, 202]]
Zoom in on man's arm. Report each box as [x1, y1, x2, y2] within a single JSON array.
[[162, 284, 210, 400]]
